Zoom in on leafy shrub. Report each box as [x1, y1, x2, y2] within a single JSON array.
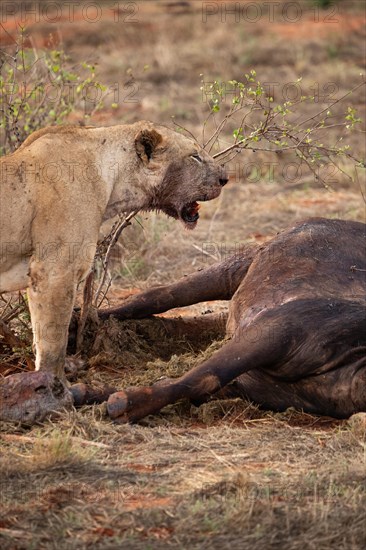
[[0, 28, 109, 155], [195, 71, 365, 187]]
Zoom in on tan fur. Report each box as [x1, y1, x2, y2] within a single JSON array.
[[0, 121, 227, 378]]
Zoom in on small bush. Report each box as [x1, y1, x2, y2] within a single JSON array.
[[0, 28, 109, 155]]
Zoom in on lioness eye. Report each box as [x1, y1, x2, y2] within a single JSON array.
[[190, 153, 202, 163]]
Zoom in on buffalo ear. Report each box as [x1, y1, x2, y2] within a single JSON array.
[[135, 128, 163, 164]]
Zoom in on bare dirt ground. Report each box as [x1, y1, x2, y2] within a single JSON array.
[[0, 1, 366, 548]]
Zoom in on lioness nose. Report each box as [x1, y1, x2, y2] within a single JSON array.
[[219, 176, 229, 186]]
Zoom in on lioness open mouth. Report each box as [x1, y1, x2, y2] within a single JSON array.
[[158, 190, 221, 228], [181, 201, 200, 224]]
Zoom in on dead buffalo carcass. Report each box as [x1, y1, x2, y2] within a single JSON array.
[[101, 217, 366, 422]]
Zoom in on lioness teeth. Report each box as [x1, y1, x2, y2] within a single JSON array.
[[182, 201, 200, 222]]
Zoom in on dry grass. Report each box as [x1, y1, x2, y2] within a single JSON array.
[[2, 311, 365, 549], [1, 1, 366, 548], [1, 406, 365, 549], [1, 318, 365, 548]]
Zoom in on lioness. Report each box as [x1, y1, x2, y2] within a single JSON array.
[[0, 122, 227, 421]]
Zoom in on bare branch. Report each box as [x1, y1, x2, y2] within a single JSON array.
[[93, 210, 139, 307]]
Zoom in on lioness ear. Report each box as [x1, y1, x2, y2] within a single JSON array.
[[135, 128, 163, 164]]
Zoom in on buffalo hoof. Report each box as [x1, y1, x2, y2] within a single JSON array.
[[0, 371, 73, 425], [107, 390, 132, 423], [107, 378, 175, 423]]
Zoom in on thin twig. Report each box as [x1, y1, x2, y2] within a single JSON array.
[[171, 119, 199, 145], [93, 210, 139, 307], [76, 270, 95, 353], [295, 80, 366, 128]]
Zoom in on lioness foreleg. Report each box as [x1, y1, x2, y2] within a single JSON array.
[[0, 261, 78, 423], [27, 258, 79, 379]]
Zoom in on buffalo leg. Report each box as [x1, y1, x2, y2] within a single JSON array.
[[107, 313, 289, 423], [99, 247, 256, 320]]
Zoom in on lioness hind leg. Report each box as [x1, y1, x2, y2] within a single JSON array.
[[27, 260, 79, 379]]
